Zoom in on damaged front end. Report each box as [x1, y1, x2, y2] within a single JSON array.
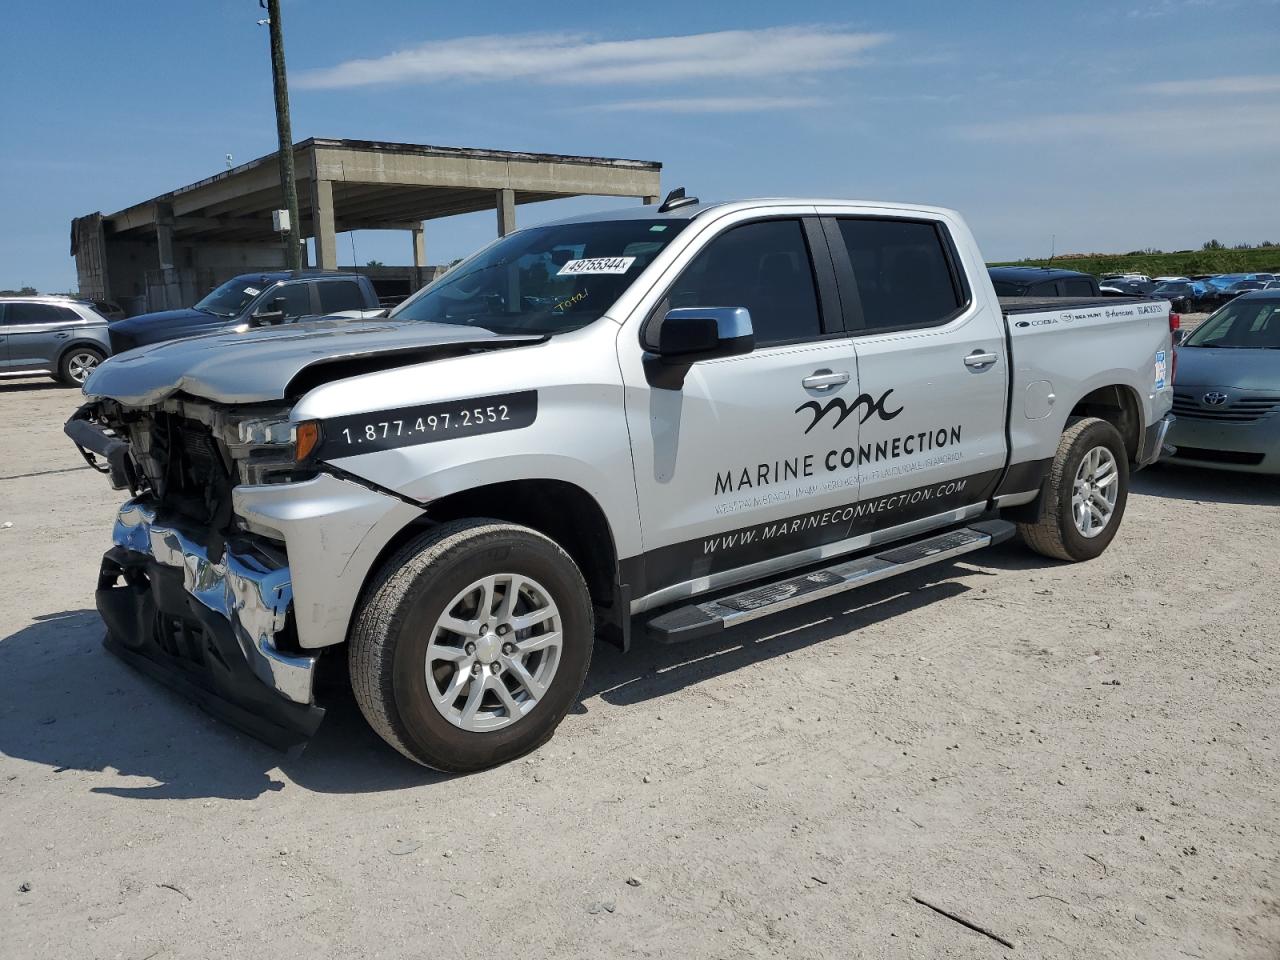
[[66, 398, 326, 750]]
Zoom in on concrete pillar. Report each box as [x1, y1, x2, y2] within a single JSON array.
[[411, 224, 426, 267], [496, 188, 516, 237], [642, 195, 660, 206], [311, 178, 338, 270]]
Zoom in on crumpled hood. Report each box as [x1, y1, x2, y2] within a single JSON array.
[[1175, 345, 1280, 390], [83, 317, 542, 406]]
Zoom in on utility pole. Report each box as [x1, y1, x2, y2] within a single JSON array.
[[262, 0, 301, 270]]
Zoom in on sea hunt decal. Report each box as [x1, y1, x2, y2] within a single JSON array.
[[796, 389, 903, 434], [556, 256, 636, 276], [315, 391, 537, 459]]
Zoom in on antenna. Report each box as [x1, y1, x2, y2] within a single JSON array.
[[658, 187, 699, 213], [1046, 234, 1056, 268], [348, 231, 359, 274]]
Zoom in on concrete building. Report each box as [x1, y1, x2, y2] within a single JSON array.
[[72, 138, 662, 315]]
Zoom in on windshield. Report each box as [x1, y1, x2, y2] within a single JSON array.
[[1154, 282, 1190, 294], [195, 277, 271, 318], [390, 218, 690, 335], [1183, 298, 1280, 349]]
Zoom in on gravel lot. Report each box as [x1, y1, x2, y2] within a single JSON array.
[[1, 371, 1277, 960]]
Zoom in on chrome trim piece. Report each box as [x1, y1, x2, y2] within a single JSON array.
[[113, 499, 316, 705], [629, 502, 986, 614], [994, 489, 1038, 508]]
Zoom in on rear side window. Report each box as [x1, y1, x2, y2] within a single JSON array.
[[1062, 279, 1096, 296], [1029, 281, 1059, 297], [317, 280, 365, 314], [836, 219, 963, 330], [3, 302, 79, 324], [666, 219, 823, 347]]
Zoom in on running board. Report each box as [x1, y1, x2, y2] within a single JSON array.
[[646, 519, 1015, 644]]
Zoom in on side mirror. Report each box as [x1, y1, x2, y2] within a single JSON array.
[[644, 307, 754, 389], [252, 297, 288, 326]]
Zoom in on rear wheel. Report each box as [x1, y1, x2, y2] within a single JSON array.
[[1019, 417, 1130, 562], [348, 520, 593, 772], [57, 347, 104, 386]]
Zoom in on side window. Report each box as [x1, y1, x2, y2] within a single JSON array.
[[836, 218, 964, 330], [267, 283, 313, 319], [1029, 281, 1059, 297], [1062, 278, 1095, 297], [4, 303, 79, 324], [317, 280, 365, 314], [666, 219, 823, 347]]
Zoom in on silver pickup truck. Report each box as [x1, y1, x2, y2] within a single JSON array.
[[67, 196, 1176, 771]]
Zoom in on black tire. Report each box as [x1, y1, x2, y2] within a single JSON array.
[[348, 519, 593, 772], [1018, 417, 1130, 562], [56, 346, 105, 386]]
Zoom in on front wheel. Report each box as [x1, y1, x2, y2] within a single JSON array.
[[57, 347, 105, 386], [349, 520, 593, 772], [1018, 417, 1130, 562]]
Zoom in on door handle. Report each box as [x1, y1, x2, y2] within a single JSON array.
[[964, 350, 998, 369], [802, 369, 850, 390], [55, 332, 70, 339]]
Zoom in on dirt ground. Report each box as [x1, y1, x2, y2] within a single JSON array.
[[1, 372, 1277, 960]]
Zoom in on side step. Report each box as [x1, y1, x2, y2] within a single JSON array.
[[646, 519, 1015, 644]]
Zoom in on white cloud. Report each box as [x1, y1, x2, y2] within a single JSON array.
[[574, 96, 825, 114], [1139, 74, 1280, 95], [296, 27, 889, 90], [954, 103, 1280, 151]]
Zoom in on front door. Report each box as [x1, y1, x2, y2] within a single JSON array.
[[826, 215, 1009, 536], [621, 215, 867, 601]]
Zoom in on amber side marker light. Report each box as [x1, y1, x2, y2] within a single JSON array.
[[295, 421, 321, 461]]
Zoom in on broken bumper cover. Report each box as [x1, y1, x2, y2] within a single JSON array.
[[97, 499, 323, 750]]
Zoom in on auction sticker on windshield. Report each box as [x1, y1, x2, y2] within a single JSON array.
[[557, 257, 636, 276]]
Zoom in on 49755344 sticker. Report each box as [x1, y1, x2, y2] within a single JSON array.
[[557, 256, 635, 276], [315, 390, 537, 459]]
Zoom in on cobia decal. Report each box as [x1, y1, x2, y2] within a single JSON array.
[[796, 389, 903, 434]]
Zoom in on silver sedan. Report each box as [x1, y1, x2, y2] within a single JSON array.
[[1168, 292, 1280, 474]]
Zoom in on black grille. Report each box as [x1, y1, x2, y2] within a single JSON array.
[[1172, 392, 1280, 423], [1171, 445, 1265, 466]]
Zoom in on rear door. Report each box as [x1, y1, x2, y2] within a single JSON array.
[[0, 304, 10, 368], [4, 302, 81, 372], [315, 278, 369, 315], [823, 212, 1009, 539]]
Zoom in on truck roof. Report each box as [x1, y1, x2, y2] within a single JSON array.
[[989, 266, 1095, 282], [538, 198, 964, 228], [231, 269, 368, 283]]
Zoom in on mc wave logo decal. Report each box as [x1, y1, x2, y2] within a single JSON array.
[[796, 389, 904, 434]]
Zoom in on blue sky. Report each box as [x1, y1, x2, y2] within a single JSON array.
[[2, 0, 1278, 292]]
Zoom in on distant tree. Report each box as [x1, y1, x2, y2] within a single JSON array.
[[365, 259, 384, 267], [1202, 239, 1224, 251], [1231, 242, 1253, 250], [0, 285, 39, 296]]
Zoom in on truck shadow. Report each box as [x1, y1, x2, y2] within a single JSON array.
[[585, 561, 979, 708], [0, 610, 443, 799], [0, 562, 989, 798]]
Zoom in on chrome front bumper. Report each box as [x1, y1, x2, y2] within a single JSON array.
[[110, 498, 317, 705]]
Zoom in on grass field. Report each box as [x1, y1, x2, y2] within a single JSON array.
[[990, 247, 1280, 278]]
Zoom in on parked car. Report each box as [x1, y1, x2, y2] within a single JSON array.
[[1168, 291, 1280, 474], [68, 196, 1175, 770], [988, 266, 1101, 297], [107, 270, 383, 352], [1152, 279, 1213, 313], [0, 295, 112, 385], [1264, 281, 1280, 290], [1101, 279, 1151, 297]]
